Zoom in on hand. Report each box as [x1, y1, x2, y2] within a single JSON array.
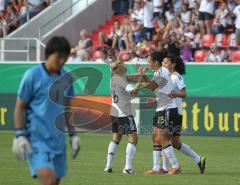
[[146, 98, 156, 106], [169, 91, 178, 98], [12, 136, 32, 161], [70, 135, 80, 159]]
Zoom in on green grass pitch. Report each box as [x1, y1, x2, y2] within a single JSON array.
[[0, 132, 239, 185]]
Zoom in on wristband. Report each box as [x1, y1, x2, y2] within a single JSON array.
[[15, 128, 27, 138]]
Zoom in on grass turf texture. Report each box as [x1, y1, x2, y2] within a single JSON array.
[[0, 132, 239, 185]]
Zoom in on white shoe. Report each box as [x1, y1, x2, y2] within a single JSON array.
[[123, 169, 135, 175], [104, 167, 113, 173]]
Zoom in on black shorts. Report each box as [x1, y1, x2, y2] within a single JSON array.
[[104, 39, 113, 47], [110, 115, 137, 135], [198, 12, 214, 21], [153, 108, 178, 133], [173, 115, 183, 136]]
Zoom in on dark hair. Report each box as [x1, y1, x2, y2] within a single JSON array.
[[45, 36, 71, 59], [167, 54, 186, 75], [150, 51, 165, 65]]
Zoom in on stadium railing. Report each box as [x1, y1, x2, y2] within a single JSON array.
[[0, 38, 45, 62]]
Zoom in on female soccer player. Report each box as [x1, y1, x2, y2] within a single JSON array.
[[12, 36, 80, 185], [104, 60, 142, 174], [141, 51, 181, 175], [162, 55, 206, 174]]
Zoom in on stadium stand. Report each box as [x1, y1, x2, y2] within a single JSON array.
[[82, 0, 240, 63], [0, 0, 57, 37]]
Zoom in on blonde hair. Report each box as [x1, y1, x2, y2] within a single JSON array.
[[110, 61, 122, 73]]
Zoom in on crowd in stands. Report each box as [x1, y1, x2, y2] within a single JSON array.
[[0, 0, 55, 37], [70, 0, 240, 63]]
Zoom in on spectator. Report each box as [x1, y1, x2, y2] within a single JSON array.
[[75, 29, 93, 61], [20, 0, 47, 24], [0, 11, 7, 36], [205, 43, 225, 62], [165, 31, 181, 56], [131, 17, 143, 43], [143, 0, 154, 41], [178, 3, 192, 27], [180, 32, 194, 62], [233, 0, 240, 46], [99, 19, 122, 49], [131, 0, 144, 24], [173, 0, 183, 13], [5, 4, 18, 33], [164, 4, 175, 22], [198, 0, 214, 35], [153, 0, 163, 18], [68, 48, 82, 63], [212, 2, 232, 34], [191, 1, 200, 27], [0, 0, 4, 12], [19, 0, 28, 18], [227, 0, 237, 12], [122, 16, 134, 51]]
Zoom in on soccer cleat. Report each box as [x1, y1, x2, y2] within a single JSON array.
[[123, 169, 135, 175], [144, 169, 168, 175], [167, 167, 181, 175], [198, 156, 206, 174], [104, 168, 113, 173]]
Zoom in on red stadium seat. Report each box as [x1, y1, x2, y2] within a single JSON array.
[[202, 34, 214, 48], [194, 50, 206, 62], [227, 34, 239, 48], [233, 50, 240, 62], [215, 34, 227, 48]]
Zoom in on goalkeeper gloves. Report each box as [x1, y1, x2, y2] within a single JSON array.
[[12, 129, 32, 161], [69, 128, 80, 159]]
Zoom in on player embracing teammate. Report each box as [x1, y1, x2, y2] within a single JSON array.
[[104, 61, 142, 174], [162, 55, 206, 174]]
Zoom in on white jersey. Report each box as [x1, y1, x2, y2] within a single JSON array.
[[110, 75, 133, 117], [199, 0, 214, 15], [171, 72, 186, 115], [151, 67, 177, 112], [143, 1, 154, 28]]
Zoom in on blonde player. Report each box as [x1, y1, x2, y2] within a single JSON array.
[[162, 54, 206, 174], [104, 61, 142, 174]]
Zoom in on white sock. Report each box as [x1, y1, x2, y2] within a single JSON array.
[[180, 143, 201, 164], [124, 143, 137, 170], [106, 141, 118, 169], [152, 145, 162, 171], [162, 150, 171, 171], [163, 145, 179, 169]]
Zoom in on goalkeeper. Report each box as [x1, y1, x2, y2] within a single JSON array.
[[12, 36, 80, 185]]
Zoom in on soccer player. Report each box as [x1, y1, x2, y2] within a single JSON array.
[[12, 36, 80, 185], [104, 60, 142, 174], [162, 54, 206, 174], [141, 51, 181, 175]]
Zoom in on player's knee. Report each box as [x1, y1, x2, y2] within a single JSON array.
[[39, 177, 58, 185], [171, 137, 181, 150], [128, 134, 138, 144], [37, 169, 57, 185], [112, 133, 122, 143]]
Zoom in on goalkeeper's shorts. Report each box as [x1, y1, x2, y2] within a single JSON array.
[[27, 144, 67, 179]]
